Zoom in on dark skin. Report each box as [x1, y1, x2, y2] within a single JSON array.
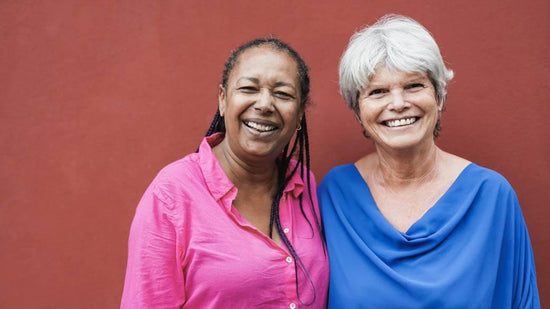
[[213, 46, 303, 245], [213, 141, 281, 244]]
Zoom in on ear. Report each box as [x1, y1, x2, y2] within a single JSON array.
[[437, 99, 445, 118], [298, 106, 305, 125], [354, 112, 362, 124], [437, 99, 443, 111], [218, 85, 226, 117]]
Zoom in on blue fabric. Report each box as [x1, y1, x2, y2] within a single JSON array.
[[318, 163, 540, 308]]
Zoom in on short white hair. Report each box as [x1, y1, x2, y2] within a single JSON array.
[[339, 14, 454, 112]]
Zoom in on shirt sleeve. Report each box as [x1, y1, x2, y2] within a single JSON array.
[[509, 189, 540, 309], [121, 184, 185, 309]]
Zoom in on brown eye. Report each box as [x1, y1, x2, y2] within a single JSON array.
[[405, 83, 425, 90], [274, 91, 295, 100], [369, 89, 387, 96], [238, 86, 258, 93]]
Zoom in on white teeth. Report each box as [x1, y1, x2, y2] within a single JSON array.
[[386, 117, 417, 127], [245, 121, 276, 132]]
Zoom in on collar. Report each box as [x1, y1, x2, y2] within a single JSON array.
[[198, 133, 305, 206]]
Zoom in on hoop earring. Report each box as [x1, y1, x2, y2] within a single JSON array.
[[296, 123, 302, 131]]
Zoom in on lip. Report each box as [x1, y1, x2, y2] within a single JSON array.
[[380, 115, 419, 122], [242, 118, 280, 135], [380, 116, 420, 128], [244, 118, 279, 127]]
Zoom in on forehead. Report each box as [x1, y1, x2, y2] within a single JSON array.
[[228, 46, 299, 83], [368, 65, 428, 85]]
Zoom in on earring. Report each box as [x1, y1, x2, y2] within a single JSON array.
[[296, 123, 302, 131]]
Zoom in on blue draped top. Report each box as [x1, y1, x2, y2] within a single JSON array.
[[318, 163, 539, 308]]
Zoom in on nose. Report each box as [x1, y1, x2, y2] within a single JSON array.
[[254, 89, 275, 112], [388, 90, 408, 111]]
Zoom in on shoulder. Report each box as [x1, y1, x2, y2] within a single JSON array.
[[149, 152, 204, 206], [439, 150, 513, 192], [457, 163, 521, 218], [287, 158, 318, 192], [463, 163, 514, 192], [321, 164, 356, 182], [318, 164, 357, 191], [288, 158, 316, 177], [155, 153, 201, 184]]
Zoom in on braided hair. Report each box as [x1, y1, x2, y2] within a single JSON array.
[[203, 38, 324, 306]]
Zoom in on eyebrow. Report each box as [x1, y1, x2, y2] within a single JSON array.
[[407, 76, 430, 83], [273, 81, 296, 89], [237, 77, 260, 84], [367, 75, 429, 88]]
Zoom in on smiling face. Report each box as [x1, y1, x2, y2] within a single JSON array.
[[357, 65, 441, 152], [218, 46, 303, 162]]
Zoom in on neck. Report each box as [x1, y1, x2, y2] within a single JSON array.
[[374, 141, 440, 187], [213, 139, 279, 191]]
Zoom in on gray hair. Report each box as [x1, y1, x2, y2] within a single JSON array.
[[339, 14, 454, 113]]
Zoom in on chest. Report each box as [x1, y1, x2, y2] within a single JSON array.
[[232, 193, 282, 245], [178, 192, 328, 305], [369, 181, 450, 233]]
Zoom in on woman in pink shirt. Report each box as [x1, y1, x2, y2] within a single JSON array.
[[121, 38, 329, 308]]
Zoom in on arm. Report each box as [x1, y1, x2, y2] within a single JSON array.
[[121, 185, 185, 309], [509, 190, 540, 309]]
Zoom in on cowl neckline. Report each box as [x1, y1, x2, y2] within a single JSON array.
[[346, 163, 474, 243]]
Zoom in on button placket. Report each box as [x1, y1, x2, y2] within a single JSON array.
[[279, 192, 293, 240]]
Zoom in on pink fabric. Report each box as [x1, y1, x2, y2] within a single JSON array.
[[121, 133, 329, 308]]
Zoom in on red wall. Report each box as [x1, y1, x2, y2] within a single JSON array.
[[2, 1, 549, 307]]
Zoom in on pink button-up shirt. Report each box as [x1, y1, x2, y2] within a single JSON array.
[[121, 134, 329, 308]]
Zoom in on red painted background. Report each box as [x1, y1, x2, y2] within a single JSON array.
[[2, 1, 549, 307]]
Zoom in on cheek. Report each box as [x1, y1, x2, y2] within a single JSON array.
[[225, 97, 248, 116], [280, 104, 302, 123], [357, 105, 376, 127]]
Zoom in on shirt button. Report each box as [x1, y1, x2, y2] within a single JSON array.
[[286, 256, 293, 263], [283, 228, 290, 234], [289, 303, 296, 309]]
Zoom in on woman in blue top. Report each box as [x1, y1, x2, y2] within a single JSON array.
[[318, 14, 540, 308]]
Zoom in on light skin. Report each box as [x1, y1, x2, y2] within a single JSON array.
[[354, 65, 469, 233], [213, 46, 304, 245]]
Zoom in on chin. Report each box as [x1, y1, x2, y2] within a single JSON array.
[[241, 143, 280, 159], [378, 134, 433, 151]]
